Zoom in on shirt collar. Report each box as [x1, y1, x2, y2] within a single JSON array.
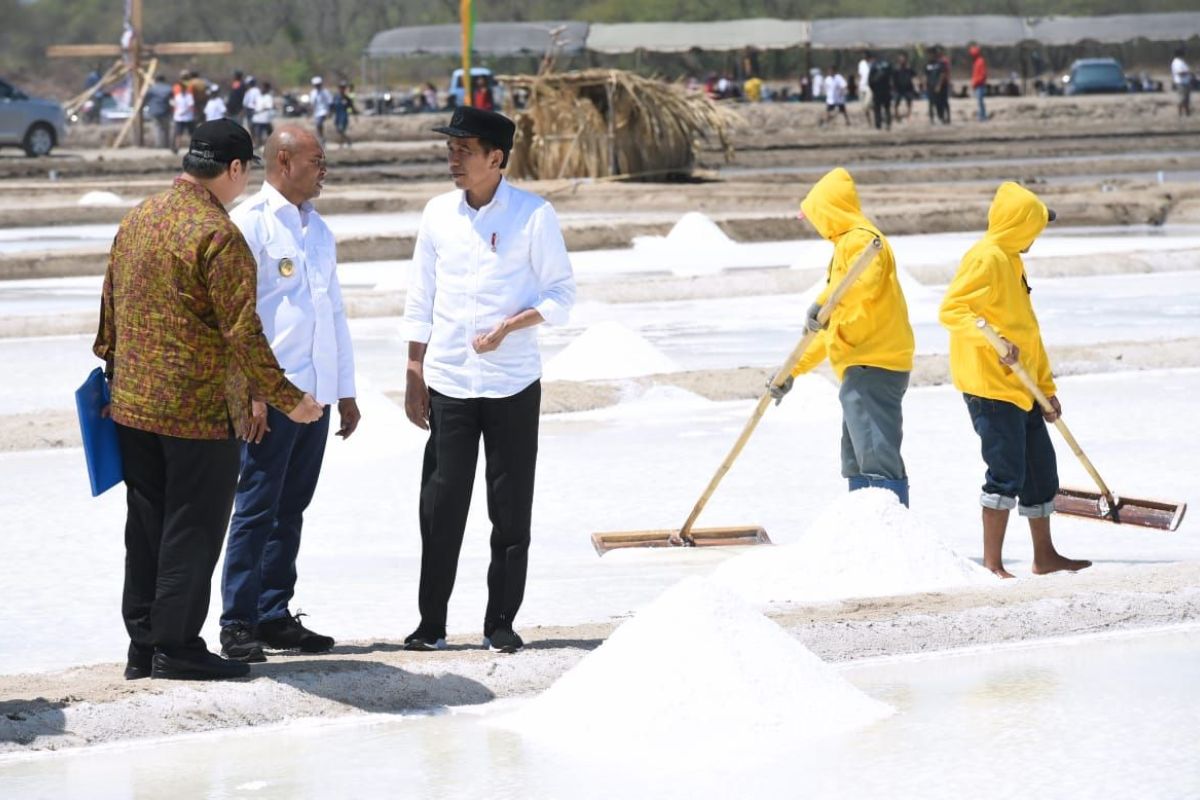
[[261, 180, 312, 216], [459, 176, 509, 216], [173, 177, 225, 212]]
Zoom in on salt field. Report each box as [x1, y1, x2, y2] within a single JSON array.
[[2, 205, 1197, 799]]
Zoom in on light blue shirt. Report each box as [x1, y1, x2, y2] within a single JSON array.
[[231, 182, 356, 406]]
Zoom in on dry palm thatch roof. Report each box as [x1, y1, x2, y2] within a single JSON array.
[[497, 69, 740, 181]]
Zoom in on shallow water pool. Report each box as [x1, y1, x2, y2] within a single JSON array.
[[2, 625, 1197, 799]]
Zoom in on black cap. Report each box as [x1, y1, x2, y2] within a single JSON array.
[[433, 106, 515, 154], [187, 119, 261, 165]]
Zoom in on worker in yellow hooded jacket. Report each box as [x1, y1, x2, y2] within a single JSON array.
[[939, 182, 1090, 578], [770, 167, 914, 506]]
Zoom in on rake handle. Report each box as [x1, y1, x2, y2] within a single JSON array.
[[675, 238, 883, 544], [975, 319, 1118, 512]]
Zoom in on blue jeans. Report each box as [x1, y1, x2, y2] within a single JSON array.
[[974, 85, 988, 120], [221, 405, 330, 627], [964, 394, 1058, 516]]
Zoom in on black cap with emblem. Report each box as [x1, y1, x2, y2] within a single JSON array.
[[433, 106, 515, 164], [187, 118, 262, 165]]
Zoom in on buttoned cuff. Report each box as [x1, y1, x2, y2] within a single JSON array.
[[535, 297, 569, 327], [402, 319, 432, 344]]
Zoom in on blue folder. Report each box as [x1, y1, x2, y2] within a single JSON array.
[[75, 367, 123, 497]]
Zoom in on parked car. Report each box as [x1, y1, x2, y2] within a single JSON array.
[[1062, 58, 1129, 95], [0, 78, 67, 157]]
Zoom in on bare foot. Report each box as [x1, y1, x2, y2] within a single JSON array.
[[1032, 555, 1092, 575], [985, 563, 1016, 579]]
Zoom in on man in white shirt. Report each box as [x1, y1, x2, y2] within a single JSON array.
[[171, 75, 196, 154], [822, 70, 850, 127], [310, 76, 333, 146], [220, 125, 360, 662], [204, 86, 227, 122], [242, 77, 261, 130], [402, 107, 575, 654], [1172, 49, 1192, 118], [857, 52, 874, 126]]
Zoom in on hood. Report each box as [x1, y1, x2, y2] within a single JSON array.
[[986, 182, 1050, 254], [799, 167, 869, 242]]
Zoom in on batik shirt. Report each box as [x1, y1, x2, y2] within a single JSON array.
[[94, 178, 303, 439]]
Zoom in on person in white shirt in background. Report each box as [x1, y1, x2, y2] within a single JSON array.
[[402, 106, 575, 655], [220, 125, 360, 663], [171, 81, 196, 154], [250, 81, 275, 148], [241, 76, 261, 131], [822, 69, 851, 127], [310, 76, 333, 146], [1171, 49, 1192, 118], [204, 84, 227, 122], [857, 51, 874, 126]]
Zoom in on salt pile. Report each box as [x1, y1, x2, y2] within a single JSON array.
[[712, 488, 996, 605], [632, 212, 737, 276], [77, 191, 126, 206], [496, 576, 893, 758], [543, 320, 680, 381]]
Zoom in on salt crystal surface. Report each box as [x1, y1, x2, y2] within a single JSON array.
[[543, 320, 680, 381], [77, 191, 125, 206], [712, 488, 996, 605], [497, 576, 894, 758]]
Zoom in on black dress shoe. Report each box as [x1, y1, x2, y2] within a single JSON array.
[[483, 627, 524, 654], [258, 612, 334, 653], [151, 650, 251, 681], [124, 642, 154, 680]]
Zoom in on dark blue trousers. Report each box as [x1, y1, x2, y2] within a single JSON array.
[[221, 405, 330, 628], [964, 393, 1059, 515]]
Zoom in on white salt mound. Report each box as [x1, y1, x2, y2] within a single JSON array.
[[712, 488, 996, 605], [496, 576, 893, 758], [631, 212, 737, 277], [77, 191, 125, 206], [664, 211, 735, 248], [543, 320, 680, 381]]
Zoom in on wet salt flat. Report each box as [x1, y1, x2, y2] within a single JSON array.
[[3, 625, 1196, 800]]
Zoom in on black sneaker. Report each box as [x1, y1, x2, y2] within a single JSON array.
[[403, 626, 447, 651], [151, 649, 251, 681], [124, 642, 154, 680], [220, 623, 267, 663], [257, 612, 335, 653], [483, 628, 524, 654]]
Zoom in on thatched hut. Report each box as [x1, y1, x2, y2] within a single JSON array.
[[497, 69, 740, 181]]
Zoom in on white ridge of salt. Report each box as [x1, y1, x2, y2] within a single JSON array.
[[77, 191, 126, 206], [663, 211, 735, 247], [496, 576, 893, 757], [542, 320, 680, 382], [712, 488, 997, 605]]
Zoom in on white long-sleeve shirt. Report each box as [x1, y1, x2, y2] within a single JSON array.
[[402, 178, 575, 399], [230, 181, 356, 406]]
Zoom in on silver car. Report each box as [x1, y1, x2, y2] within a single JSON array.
[[0, 78, 67, 157]]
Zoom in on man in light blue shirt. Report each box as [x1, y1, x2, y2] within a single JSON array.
[[221, 125, 360, 662], [402, 107, 575, 654]]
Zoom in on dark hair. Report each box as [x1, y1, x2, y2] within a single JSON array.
[[479, 139, 510, 170], [182, 153, 246, 179], [1177, 48, 1186, 57]]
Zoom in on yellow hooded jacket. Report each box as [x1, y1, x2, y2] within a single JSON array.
[[938, 182, 1056, 411], [791, 168, 914, 381]]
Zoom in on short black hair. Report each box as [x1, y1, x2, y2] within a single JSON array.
[[479, 139, 510, 170], [182, 153, 246, 179]]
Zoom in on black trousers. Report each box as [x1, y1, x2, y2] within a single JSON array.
[[116, 424, 240, 656], [417, 380, 540, 636]]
